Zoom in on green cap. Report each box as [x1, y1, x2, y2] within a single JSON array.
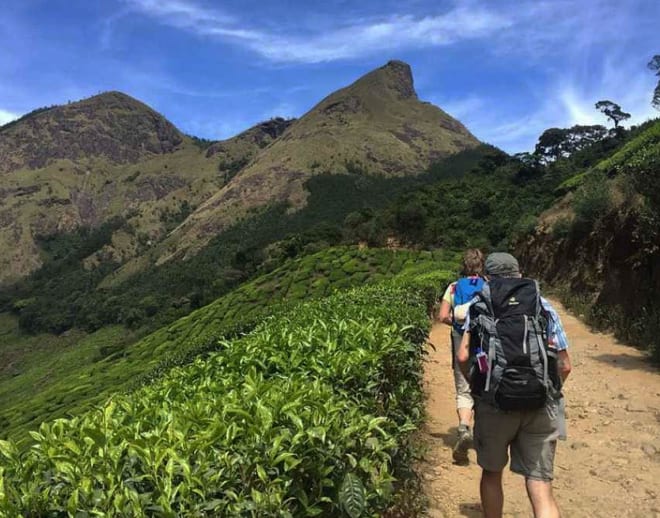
[[485, 252, 520, 276]]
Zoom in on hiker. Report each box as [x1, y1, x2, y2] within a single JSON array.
[[456, 252, 571, 518], [437, 248, 485, 463]]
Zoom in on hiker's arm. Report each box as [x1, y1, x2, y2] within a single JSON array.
[[457, 330, 470, 381], [557, 350, 571, 382], [437, 299, 452, 326]]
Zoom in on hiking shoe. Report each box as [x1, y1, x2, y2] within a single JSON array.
[[452, 424, 473, 464]]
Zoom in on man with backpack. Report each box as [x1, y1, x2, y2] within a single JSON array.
[[437, 248, 485, 464], [456, 252, 571, 518]]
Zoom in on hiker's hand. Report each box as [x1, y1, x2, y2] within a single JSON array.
[[438, 300, 452, 326], [558, 350, 571, 382]]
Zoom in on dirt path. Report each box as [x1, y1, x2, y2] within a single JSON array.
[[419, 299, 660, 517]]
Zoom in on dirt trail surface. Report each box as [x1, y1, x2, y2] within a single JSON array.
[[419, 299, 660, 517]]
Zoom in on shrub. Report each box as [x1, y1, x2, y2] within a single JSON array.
[[572, 172, 612, 226], [0, 285, 431, 516]]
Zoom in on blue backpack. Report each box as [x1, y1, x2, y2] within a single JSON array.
[[452, 276, 485, 333]]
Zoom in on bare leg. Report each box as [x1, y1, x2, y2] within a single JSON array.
[[480, 470, 503, 518], [457, 407, 472, 426], [526, 478, 560, 518]]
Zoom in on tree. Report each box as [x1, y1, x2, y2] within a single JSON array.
[[648, 54, 660, 111], [562, 124, 608, 154], [534, 128, 568, 163], [513, 152, 540, 167], [533, 125, 609, 164], [595, 100, 631, 128]]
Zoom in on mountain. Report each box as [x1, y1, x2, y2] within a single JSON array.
[[0, 94, 296, 284], [0, 91, 183, 174], [0, 91, 212, 283], [206, 117, 295, 185], [156, 60, 480, 262], [0, 61, 478, 284]]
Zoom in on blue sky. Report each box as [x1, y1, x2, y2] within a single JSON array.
[[1, 0, 658, 153]]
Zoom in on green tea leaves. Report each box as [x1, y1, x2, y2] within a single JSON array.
[[339, 473, 367, 518]]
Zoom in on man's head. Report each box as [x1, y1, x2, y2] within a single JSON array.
[[484, 252, 521, 279]]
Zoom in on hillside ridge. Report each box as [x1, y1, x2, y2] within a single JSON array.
[[0, 91, 184, 174], [155, 59, 480, 263]]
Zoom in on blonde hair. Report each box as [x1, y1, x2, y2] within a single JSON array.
[[461, 248, 484, 277]]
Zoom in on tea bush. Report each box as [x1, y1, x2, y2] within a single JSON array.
[[0, 276, 453, 516], [0, 246, 456, 440]]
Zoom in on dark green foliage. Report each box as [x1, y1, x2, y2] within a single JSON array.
[[551, 217, 572, 239], [535, 127, 570, 162], [529, 119, 660, 364], [0, 278, 441, 516], [512, 214, 539, 240], [4, 218, 126, 333], [0, 246, 455, 440], [1, 148, 487, 336], [35, 216, 126, 264], [572, 171, 612, 228], [187, 134, 215, 150], [652, 82, 660, 111], [218, 156, 249, 183], [159, 201, 193, 232], [534, 125, 609, 163], [356, 148, 559, 251]]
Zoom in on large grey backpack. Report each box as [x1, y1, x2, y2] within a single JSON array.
[[468, 277, 561, 411]]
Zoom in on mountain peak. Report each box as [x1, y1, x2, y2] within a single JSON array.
[[353, 59, 416, 100], [160, 61, 480, 261], [0, 91, 183, 174]]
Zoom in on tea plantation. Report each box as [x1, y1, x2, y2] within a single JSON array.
[[0, 246, 456, 516], [1, 247, 456, 441]]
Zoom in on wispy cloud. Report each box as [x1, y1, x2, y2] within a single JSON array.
[[450, 66, 658, 153], [0, 109, 20, 125], [426, 0, 660, 153], [124, 0, 512, 63]]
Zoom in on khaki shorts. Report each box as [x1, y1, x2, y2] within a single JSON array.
[[474, 398, 560, 481], [450, 329, 473, 410]]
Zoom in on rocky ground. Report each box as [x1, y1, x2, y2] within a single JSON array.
[[419, 299, 660, 517]]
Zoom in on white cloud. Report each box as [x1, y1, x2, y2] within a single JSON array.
[[455, 70, 658, 154], [562, 57, 658, 128], [0, 109, 20, 125], [124, 0, 512, 63]]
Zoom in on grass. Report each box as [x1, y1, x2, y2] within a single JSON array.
[[0, 316, 141, 438]]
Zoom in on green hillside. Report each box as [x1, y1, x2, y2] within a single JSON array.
[[0, 246, 457, 441], [0, 284, 437, 516], [517, 118, 660, 360], [0, 247, 456, 515], [0, 61, 479, 288], [3, 147, 487, 337]]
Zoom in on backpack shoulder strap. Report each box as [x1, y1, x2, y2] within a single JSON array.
[[533, 279, 543, 318], [479, 281, 494, 317]]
